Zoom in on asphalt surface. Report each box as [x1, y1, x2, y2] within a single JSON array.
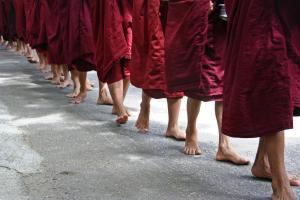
[[0, 45, 300, 200]]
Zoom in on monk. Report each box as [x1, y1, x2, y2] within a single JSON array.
[[13, 0, 27, 55], [23, 0, 39, 63], [131, 0, 185, 140], [222, 0, 300, 199], [26, 0, 52, 78], [93, 0, 132, 124], [63, 0, 96, 104], [164, 0, 249, 165]]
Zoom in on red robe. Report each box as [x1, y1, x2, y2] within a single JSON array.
[[4, 0, 17, 41], [130, 0, 183, 99], [13, 0, 26, 41], [45, 0, 65, 65], [64, 0, 96, 71], [0, 0, 6, 37], [165, 0, 225, 101], [222, 0, 300, 138], [93, 0, 131, 84], [24, 0, 34, 44], [27, 0, 43, 49]]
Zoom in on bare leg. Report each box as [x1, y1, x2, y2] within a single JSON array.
[[135, 91, 151, 133], [264, 132, 295, 200], [252, 138, 300, 186], [86, 78, 94, 91], [51, 65, 61, 85], [108, 80, 128, 124], [165, 98, 186, 141], [215, 101, 250, 165], [184, 98, 201, 155], [66, 69, 80, 98], [59, 65, 72, 88], [97, 82, 113, 105], [71, 71, 87, 104], [112, 78, 131, 115]]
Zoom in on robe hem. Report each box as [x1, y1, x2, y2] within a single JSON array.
[[222, 124, 293, 138]]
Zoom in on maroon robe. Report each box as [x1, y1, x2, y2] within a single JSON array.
[[0, 0, 6, 37], [27, 0, 43, 49], [93, 0, 131, 84], [131, 0, 183, 99], [24, 0, 34, 45], [45, 0, 65, 65], [13, 0, 26, 41], [64, 0, 96, 71], [4, 0, 17, 41], [222, 0, 300, 138], [165, 0, 226, 101]]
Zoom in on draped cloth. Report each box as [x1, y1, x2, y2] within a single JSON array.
[[45, 0, 65, 64], [64, 0, 96, 71], [165, 0, 226, 101], [222, 0, 300, 138], [0, 0, 7, 37], [93, 0, 131, 84], [27, 0, 44, 49], [13, 0, 26, 41], [130, 0, 183, 99], [4, 0, 17, 41]]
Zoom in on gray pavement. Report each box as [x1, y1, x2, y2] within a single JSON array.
[[0, 45, 300, 200]]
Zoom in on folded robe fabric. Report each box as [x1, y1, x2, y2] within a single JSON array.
[[222, 0, 300, 138], [93, 0, 131, 83], [131, 0, 183, 99]]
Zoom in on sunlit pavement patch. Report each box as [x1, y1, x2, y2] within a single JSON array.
[[0, 102, 42, 200]]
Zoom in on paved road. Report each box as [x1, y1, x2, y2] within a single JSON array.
[[0, 45, 300, 200]]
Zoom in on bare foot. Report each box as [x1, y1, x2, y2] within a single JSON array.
[[135, 103, 150, 133], [166, 127, 186, 141], [272, 183, 296, 200], [252, 164, 300, 186], [51, 77, 61, 85], [116, 114, 129, 125], [70, 92, 87, 104], [43, 73, 53, 80], [97, 88, 113, 105], [58, 80, 72, 88], [216, 146, 250, 165], [86, 82, 94, 91], [66, 91, 78, 98], [184, 129, 201, 155]]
